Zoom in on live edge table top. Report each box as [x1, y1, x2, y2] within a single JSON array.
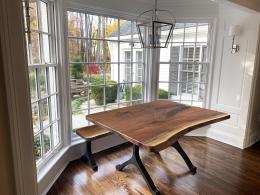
[[86, 100, 230, 152]]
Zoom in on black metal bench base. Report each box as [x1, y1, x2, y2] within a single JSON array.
[[116, 145, 160, 195], [82, 140, 98, 171]]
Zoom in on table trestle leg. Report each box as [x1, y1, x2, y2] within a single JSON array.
[[116, 145, 160, 195], [172, 141, 197, 174]]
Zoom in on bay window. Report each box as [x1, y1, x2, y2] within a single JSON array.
[[67, 11, 145, 131]]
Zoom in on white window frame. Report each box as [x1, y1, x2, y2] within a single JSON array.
[[24, 0, 62, 170], [66, 9, 146, 133]]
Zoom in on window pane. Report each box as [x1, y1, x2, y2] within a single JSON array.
[[90, 85, 104, 107], [68, 39, 86, 62], [197, 24, 208, 42], [38, 68, 48, 97], [49, 67, 57, 93], [119, 20, 132, 42], [89, 64, 105, 85], [72, 109, 89, 130], [41, 98, 49, 127], [29, 2, 38, 30], [40, 1, 48, 32], [29, 69, 38, 101], [86, 14, 100, 39], [132, 83, 142, 100], [42, 34, 50, 63], [50, 95, 58, 121], [158, 83, 169, 99], [43, 127, 51, 154], [31, 32, 41, 64], [104, 17, 118, 40], [32, 103, 40, 133], [34, 134, 42, 161], [185, 23, 197, 42], [52, 122, 60, 147], [68, 11, 85, 37], [106, 41, 118, 63], [105, 83, 117, 105], [159, 64, 170, 82]]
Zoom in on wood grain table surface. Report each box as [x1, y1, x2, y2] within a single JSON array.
[[86, 100, 230, 152]]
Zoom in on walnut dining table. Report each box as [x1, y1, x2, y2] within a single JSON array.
[[86, 100, 230, 195]]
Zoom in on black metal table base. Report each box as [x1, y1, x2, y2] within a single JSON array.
[[172, 141, 197, 173], [116, 141, 197, 194], [116, 145, 160, 195], [82, 140, 98, 171]]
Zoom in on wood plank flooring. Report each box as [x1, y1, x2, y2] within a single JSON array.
[[47, 137, 260, 195]]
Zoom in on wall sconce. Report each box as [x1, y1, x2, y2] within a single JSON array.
[[228, 25, 241, 54]]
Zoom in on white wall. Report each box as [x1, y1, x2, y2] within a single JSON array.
[[206, 2, 260, 148]]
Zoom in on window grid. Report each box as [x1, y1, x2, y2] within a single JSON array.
[[24, 0, 61, 166], [68, 11, 145, 131], [158, 23, 210, 108]]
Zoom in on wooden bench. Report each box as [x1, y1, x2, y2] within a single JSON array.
[[76, 125, 112, 171]]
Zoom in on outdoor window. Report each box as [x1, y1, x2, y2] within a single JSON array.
[[158, 23, 210, 107], [67, 11, 145, 131], [23, 0, 61, 166]]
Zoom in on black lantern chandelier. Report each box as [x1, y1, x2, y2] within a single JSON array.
[[136, 0, 176, 48]]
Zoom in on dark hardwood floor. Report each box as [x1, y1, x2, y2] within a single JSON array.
[[47, 137, 260, 195]]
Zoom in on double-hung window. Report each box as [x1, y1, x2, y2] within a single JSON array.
[[67, 11, 145, 131], [159, 23, 210, 107], [23, 0, 61, 167]]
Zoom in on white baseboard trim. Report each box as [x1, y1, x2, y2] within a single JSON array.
[[244, 129, 260, 148], [206, 127, 244, 149]]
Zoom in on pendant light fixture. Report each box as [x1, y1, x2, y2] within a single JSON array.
[[136, 0, 176, 48]]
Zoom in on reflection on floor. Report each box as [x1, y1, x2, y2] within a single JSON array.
[[47, 137, 260, 195]]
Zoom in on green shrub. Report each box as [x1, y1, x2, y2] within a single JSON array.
[[158, 88, 168, 99], [126, 84, 142, 101], [91, 80, 117, 105], [72, 96, 88, 112]]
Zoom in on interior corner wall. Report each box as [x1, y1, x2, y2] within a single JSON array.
[[0, 41, 16, 195], [207, 2, 260, 148]]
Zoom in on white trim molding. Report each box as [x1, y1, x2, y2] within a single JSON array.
[[0, 0, 38, 194]]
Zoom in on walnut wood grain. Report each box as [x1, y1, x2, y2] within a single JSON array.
[[76, 125, 112, 141], [86, 100, 230, 152]]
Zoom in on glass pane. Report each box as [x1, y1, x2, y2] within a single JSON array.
[[42, 34, 50, 63], [109, 63, 119, 83], [39, 1, 48, 32], [68, 11, 85, 37], [72, 109, 88, 130], [132, 21, 139, 43], [119, 20, 132, 42], [121, 83, 131, 102], [31, 103, 40, 133], [120, 43, 132, 62], [90, 85, 104, 106], [133, 63, 143, 82], [29, 2, 38, 30], [29, 69, 37, 101], [49, 67, 57, 93], [90, 107, 104, 114], [105, 83, 117, 105], [71, 95, 88, 113], [85, 40, 105, 63], [50, 95, 58, 121], [34, 134, 42, 161], [104, 17, 118, 40], [159, 64, 169, 82], [52, 122, 60, 147], [158, 83, 169, 99], [43, 127, 51, 154], [31, 32, 41, 64], [68, 39, 86, 62], [86, 14, 100, 39], [185, 23, 197, 42], [132, 83, 142, 101], [41, 98, 50, 127], [89, 64, 105, 85], [106, 41, 118, 63], [172, 23, 185, 42], [38, 68, 48, 97], [197, 24, 208, 43]]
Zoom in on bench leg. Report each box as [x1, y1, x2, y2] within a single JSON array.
[[116, 145, 160, 195], [83, 140, 98, 171], [172, 141, 197, 174]]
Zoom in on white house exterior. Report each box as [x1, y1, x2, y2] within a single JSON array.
[[108, 22, 209, 106]]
